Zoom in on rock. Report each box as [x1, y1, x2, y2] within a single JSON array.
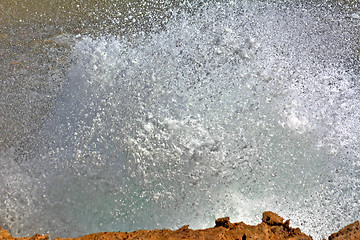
[[262, 211, 284, 226], [328, 221, 360, 240], [215, 217, 231, 228], [178, 225, 189, 231], [0, 226, 49, 240], [0, 212, 357, 240]]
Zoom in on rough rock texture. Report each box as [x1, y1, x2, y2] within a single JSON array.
[[0, 227, 48, 240], [327, 221, 360, 240], [0, 212, 359, 240]]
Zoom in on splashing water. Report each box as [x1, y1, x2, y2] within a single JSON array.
[[1, 1, 359, 239]]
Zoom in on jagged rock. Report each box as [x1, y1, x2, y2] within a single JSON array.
[[178, 225, 189, 231], [262, 211, 284, 226], [328, 221, 360, 240], [0, 212, 357, 240], [0, 226, 49, 240], [215, 217, 231, 228]]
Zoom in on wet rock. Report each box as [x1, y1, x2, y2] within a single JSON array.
[[0, 212, 358, 240], [0, 226, 49, 240], [215, 217, 231, 228], [328, 221, 360, 240], [262, 211, 284, 226]]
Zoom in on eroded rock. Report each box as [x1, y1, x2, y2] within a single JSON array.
[[215, 217, 231, 228], [262, 211, 284, 226], [0, 212, 358, 240], [328, 221, 360, 240]]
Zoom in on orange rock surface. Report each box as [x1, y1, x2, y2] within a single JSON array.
[[0, 212, 359, 240], [327, 221, 360, 240]]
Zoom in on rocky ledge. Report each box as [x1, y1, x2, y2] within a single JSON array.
[[1, 212, 359, 240]]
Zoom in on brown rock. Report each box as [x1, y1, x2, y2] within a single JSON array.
[[0, 212, 357, 240], [177, 225, 189, 231], [262, 211, 284, 226], [215, 217, 231, 228], [328, 221, 360, 240], [0, 226, 49, 240]]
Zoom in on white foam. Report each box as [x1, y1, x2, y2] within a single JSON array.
[[2, 1, 359, 239]]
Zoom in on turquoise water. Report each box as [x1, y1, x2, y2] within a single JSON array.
[[1, 1, 360, 239]]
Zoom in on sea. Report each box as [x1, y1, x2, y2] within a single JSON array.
[[0, 0, 359, 239]]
